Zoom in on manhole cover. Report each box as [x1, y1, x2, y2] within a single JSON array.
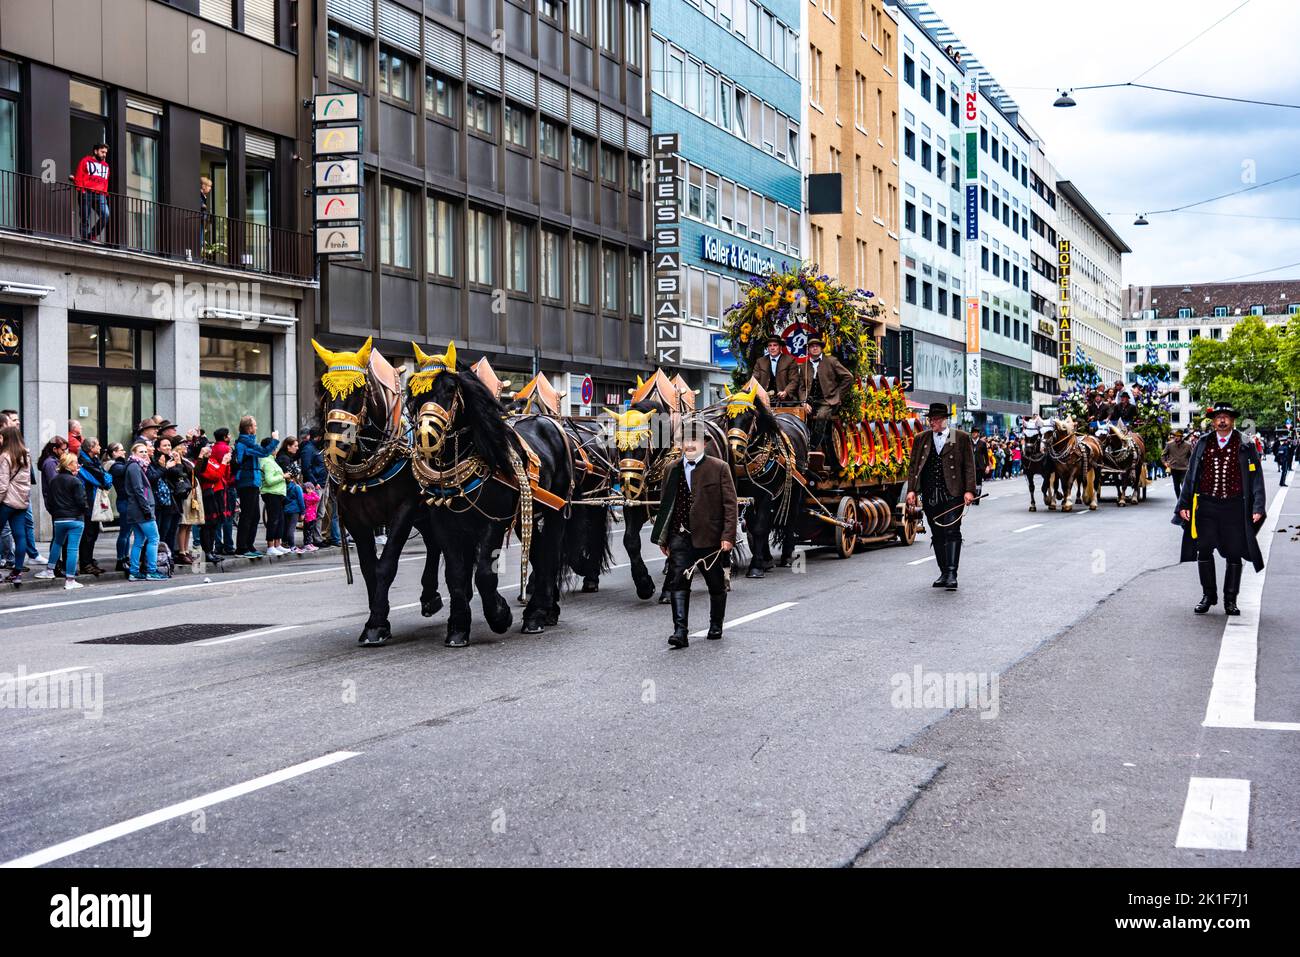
[[78, 624, 275, 645]]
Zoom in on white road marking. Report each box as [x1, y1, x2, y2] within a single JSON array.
[[195, 625, 301, 647], [690, 601, 797, 638], [0, 750, 361, 868], [1202, 486, 1300, 731], [907, 555, 935, 566], [3, 666, 90, 681], [1011, 523, 1043, 534], [1175, 777, 1250, 852]]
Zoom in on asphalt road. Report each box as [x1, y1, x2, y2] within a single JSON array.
[[1, 468, 1295, 867]]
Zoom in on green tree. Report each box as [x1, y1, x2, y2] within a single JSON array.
[[1183, 315, 1287, 427], [1278, 317, 1300, 399]]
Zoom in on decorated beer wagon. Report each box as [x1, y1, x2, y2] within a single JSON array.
[[723, 265, 925, 558]]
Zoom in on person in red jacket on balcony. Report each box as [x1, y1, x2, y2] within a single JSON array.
[[74, 143, 111, 241]]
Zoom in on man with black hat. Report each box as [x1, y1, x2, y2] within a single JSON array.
[[906, 402, 977, 589], [651, 421, 738, 649], [1173, 402, 1266, 616], [752, 335, 799, 402], [799, 337, 854, 459]]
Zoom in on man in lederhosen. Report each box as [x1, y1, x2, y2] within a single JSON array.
[[799, 337, 854, 461], [652, 422, 739, 649], [906, 402, 977, 590], [1174, 402, 1266, 616], [752, 335, 799, 403]]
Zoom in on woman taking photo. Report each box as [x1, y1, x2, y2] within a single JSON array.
[[0, 425, 34, 584]]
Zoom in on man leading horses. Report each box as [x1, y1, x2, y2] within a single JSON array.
[[1173, 402, 1266, 616], [907, 403, 977, 590]]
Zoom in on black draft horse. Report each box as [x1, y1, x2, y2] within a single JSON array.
[[717, 387, 810, 577], [406, 353, 575, 646], [312, 338, 442, 646]]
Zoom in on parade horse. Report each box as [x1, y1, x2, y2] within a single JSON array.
[[312, 337, 443, 646], [1019, 417, 1057, 512], [1043, 418, 1096, 512], [1094, 423, 1146, 506], [405, 342, 576, 646], [718, 383, 809, 578], [606, 399, 678, 600]]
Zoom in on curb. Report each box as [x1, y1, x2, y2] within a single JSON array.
[[2, 548, 345, 592]]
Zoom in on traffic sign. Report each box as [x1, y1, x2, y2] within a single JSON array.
[[580, 375, 594, 405]]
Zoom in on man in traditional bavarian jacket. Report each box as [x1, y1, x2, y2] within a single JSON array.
[[906, 402, 977, 589], [652, 424, 739, 649], [798, 337, 855, 461], [1174, 402, 1266, 616], [752, 336, 799, 403]]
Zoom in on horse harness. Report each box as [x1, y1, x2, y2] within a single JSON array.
[[325, 364, 412, 494]]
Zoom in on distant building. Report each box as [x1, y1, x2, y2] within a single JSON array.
[[1121, 280, 1298, 429]]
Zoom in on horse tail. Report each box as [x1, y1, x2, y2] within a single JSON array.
[[564, 501, 613, 581]]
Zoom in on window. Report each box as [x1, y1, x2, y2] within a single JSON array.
[[602, 247, 620, 311], [626, 1, 644, 69], [904, 127, 915, 160], [734, 89, 748, 139], [467, 207, 496, 286], [1168, 350, 1179, 362], [426, 72, 457, 122], [378, 183, 413, 269], [600, 147, 621, 185], [541, 230, 564, 300], [467, 90, 495, 137], [573, 238, 594, 306], [903, 55, 914, 87], [571, 134, 593, 175], [507, 219, 531, 294], [904, 201, 915, 232], [903, 275, 917, 304], [541, 0, 561, 20], [198, 332, 267, 444], [504, 104, 531, 151], [571, 0, 592, 40], [427, 196, 456, 279], [327, 26, 366, 86], [540, 118, 564, 163], [1250, 304, 1264, 316], [628, 253, 645, 316], [1211, 326, 1224, 339], [600, 0, 620, 54], [921, 211, 931, 240], [1213, 306, 1228, 317], [379, 47, 413, 105]]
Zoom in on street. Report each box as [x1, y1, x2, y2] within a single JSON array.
[[2, 471, 1295, 867]]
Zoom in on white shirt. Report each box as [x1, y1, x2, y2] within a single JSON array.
[[1216, 430, 1233, 449], [933, 428, 949, 454], [684, 456, 701, 490], [769, 355, 780, 378]]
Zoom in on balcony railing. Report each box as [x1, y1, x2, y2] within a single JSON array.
[[0, 168, 314, 282]]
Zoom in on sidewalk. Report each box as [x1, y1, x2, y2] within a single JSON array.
[[2, 534, 344, 593]]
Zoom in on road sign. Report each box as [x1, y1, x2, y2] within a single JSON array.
[[581, 375, 594, 405], [656, 346, 681, 365]]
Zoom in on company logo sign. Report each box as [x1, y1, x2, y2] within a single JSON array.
[[1057, 240, 1072, 374], [700, 235, 775, 275]]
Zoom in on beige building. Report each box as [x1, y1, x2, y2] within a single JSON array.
[[805, 0, 901, 362]]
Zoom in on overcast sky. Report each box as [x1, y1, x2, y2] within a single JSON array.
[[920, 0, 1300, 287]]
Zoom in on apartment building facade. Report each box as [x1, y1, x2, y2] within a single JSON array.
[[805, 0, 900, 371], [1122, 280, 1297, 430], [650, 0, 803, 400], [1056, 179, 1127, 387], [0, 0, 312, 537], [314, 0, 652, 412]]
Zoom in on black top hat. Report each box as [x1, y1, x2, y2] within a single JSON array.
[[764, 335, 783, 347], [927, 402, 950, 419], [1208, 401, 1238, 418]]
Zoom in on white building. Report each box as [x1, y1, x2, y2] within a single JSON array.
[[1057, 180, 1128, 386], [1122, 280, 1298, 430]]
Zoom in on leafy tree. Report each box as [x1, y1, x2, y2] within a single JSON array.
[[1183, 315, 1287, 427], [1278, 317, 1300, 399]]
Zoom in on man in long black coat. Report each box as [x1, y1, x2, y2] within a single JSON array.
[[1173, 402, 1267, 616], [907, 403, 977, 589]]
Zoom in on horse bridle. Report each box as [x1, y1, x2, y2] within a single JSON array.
[[323, 370, 407, 485]]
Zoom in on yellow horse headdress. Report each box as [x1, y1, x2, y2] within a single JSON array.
[[408, 341, 457, 396], [604, 407, 656, 451], [724, 385, 758, 418], [313, 337, 372, 400]]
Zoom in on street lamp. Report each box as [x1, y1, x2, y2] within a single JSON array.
[[1053, 90, 1077, 108], [1133, 214, 1150, 226]]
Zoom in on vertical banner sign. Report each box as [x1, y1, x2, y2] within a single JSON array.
[[1057, 240, 1072, 377], [963, 74, 982, 411], [900, 329, 915, 392], [313, 92, 364, 258], [652, 133, 683, 366]]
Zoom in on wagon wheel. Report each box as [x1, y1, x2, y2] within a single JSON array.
[[835, 495, 858, 558], [898, 504, 918, 545]]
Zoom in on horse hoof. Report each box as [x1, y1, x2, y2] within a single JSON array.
[[358, 625, 391, 646], [657, 592, 670, 605], [581, 579, 599, 593], [634, 578, 656, 600], [421, 593, 443, 618], [521, 621, 545, 635], [445, 632, 469, 648], [775, 558, 792, 568], [1047, 505, 1056, 512], [486, 599, 512, 634], [1062, 503, 1073, 512], [746, 567, 765, 579], [1089, 504, 1097, 511], [1028, 505, 1037, 512], [544, 609, 560, 627], [761, 559, 775, 571]]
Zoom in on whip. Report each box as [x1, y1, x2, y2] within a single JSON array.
[[926, 493, 987, 528]]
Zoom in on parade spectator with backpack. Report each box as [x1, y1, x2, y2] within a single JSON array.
[[232, 416, 276, 558]]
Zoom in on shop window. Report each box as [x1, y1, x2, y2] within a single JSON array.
[[199, 332, 271, 438]]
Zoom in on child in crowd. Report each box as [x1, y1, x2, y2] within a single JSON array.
[[302, 482, 321, 551], [283, 467, 305, 554]]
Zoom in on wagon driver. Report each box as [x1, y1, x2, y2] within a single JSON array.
[[906, 402, 977, 590]]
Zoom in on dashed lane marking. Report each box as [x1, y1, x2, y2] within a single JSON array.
[[0, 750, 362, 868], [1011, 523, 1043, 534], [4, 666, 90, 681], [689, 601, 797, 639], [195, 625, 301, 647], [907, 555, 936, 566], [1175, 777, 1250, 852]]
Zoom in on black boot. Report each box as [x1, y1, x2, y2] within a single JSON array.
[[931, 540, 948, 587], [1194, 557, 1217, 614], [668, 590, 690, 649], [944, 540, 961, 590], [706, 592, 726, 640], [1223, 560, 1243, 616]]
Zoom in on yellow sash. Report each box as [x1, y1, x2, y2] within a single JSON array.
[[1191, 493, 1198, 539]]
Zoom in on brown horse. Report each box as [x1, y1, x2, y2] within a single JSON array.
[[1043, 419, 1096, 512], [1095, 424, 1146, 506], [1019, 418, 1057, 512]]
